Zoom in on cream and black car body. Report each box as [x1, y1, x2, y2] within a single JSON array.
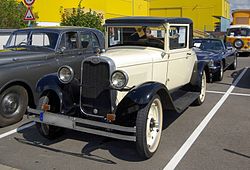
[[28, 17, 208, 159]]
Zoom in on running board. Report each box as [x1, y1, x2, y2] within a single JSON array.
[[171, 90, 200, 113], [27, 108, 136, 141]]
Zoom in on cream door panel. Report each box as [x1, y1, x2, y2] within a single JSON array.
[[166, 48, 195, 90]]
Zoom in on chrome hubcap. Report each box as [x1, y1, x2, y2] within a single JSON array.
[[1, 93, 19, 117], [146, 98, 163, 153]]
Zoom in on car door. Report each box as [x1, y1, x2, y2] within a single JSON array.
[[166, 25, 196, 90]]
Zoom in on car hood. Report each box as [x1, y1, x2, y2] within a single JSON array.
[[0, 48, 54, 66], [102, 46, 163, 68]]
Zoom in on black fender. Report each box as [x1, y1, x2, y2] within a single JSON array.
[[36, 73, 80, 114], [189, 60, 208, 91], [115, 81, 175, 126]]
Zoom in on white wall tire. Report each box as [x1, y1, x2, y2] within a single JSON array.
[[193, 70, 206, 106], [136, 94, 163, 159]]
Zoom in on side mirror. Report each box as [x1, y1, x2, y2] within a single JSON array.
[[56, 47, 66, 54]]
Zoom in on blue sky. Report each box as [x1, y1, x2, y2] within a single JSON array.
[[229, 0, 250, 10]]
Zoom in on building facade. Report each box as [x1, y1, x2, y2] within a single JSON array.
[[149, 0, 230, 32], [25, 0, 149, 26], [19, 0, 230, 31], [232, 9, 250, 25]]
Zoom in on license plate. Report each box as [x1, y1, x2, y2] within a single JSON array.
[[39, 112, 44, 122]]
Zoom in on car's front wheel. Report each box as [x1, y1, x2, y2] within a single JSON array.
[[136, 94, 163, 159], [0, 85, 28, 127], [36, 95, 64, 139], [193, 70, 206, 106], [214, 62, 224, 81]]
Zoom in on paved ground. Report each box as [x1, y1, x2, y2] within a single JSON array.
[[0, 54, 249, 170]]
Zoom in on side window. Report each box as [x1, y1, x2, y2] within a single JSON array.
[[92, 33, 100, 48], [59, 32, 78, 50], [169, 26, 187, 50], [80, 33, 91, 49], [31, 33, 50, 46]]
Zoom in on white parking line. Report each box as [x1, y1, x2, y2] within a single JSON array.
[[163, 67, 248, 170], [207, 90, 250, 97], [0, 122, 35, 139]]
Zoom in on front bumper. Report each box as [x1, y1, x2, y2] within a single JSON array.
[[27, 108, 136, 141]]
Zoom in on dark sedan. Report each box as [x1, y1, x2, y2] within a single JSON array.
[[193, 38, 238, 82], [0, 27, 104, 127]]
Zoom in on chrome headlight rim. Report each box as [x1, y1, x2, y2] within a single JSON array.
[[57, 65, 74, 84], [111, 70, 129, 90], [208, 59, 214, 67]]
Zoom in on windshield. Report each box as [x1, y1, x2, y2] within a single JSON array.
[[193, 39, 224, 51], [6, 31, 59, 50], [107, 26, 165, 49], [227, 28, 250, 37]]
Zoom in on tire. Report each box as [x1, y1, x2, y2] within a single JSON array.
[[136, 94, 163, 159], [214, 62, 224, 81], [229, 57, 237, 70], [0, 85, 28, 127], [193, 70, 206, 106], [36, 95, 64, 139]]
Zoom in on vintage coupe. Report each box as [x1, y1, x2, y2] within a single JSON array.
[[0, 27, 104, 127], [28, 17, 208, 159], [194, 38, 237, 82]]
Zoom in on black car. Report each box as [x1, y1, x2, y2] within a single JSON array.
[[193, 38, 238, 82], [0, 27, 104, 127]]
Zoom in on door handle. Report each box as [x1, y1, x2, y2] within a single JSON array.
[[187, 52, 192, 55]]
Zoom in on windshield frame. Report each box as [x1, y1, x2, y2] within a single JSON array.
[[193, 39, 225, 52], [105, 25, 167, 50], [6, 30, 60, 51]]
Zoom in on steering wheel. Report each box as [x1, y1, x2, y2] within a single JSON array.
[[18, 42, 28, 46]]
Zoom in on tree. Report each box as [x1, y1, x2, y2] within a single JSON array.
[[60, 0, 104, 32], [0, 0, 37, 28]]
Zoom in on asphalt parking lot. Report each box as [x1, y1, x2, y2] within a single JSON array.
[[0, 54, 249, 170]]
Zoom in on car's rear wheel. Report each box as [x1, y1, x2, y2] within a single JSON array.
[[0, 85, 28, 127], [36, 95, 64, 139], [136, 94, 163, 159], [193, 70, 206, 106], [214, 62, 224, 81]]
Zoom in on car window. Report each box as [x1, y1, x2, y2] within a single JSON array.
[[80, 33, 91, 49], [169, 26, 187, 50], [9, 32, 29, 46], [108, 26, 165, 49], [92, 33, 100, 48], [59, 32, 78, 50]]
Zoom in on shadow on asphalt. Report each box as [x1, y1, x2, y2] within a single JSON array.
[[15, 110, 182, 163], [231, 68, 250, 89]]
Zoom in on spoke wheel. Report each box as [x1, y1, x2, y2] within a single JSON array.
[[136, 94, 163, 159], [193, 70, 206, 106]]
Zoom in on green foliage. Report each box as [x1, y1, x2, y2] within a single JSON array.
[[0, 0, 38, 28], [60, 0, 104, 32]]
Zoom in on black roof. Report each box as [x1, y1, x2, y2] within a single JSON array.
[[105, 16, 193, 26], [12, 26, 100, 34]]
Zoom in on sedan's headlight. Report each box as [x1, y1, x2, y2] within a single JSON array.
[[208, 59, 214, 67], [58, 66, 74, 84], [111, 70, 128, 89]]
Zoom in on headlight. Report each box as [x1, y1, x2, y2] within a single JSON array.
[[111, 70, 128, 89], [58, 66, 74, 84], [208, 59, 214, 67], [234, 39, 243, 49]]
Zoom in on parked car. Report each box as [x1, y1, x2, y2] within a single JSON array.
[[0, 27, 104, 127], [193, 38, 237, 82], [28, 17, 208, 159]]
